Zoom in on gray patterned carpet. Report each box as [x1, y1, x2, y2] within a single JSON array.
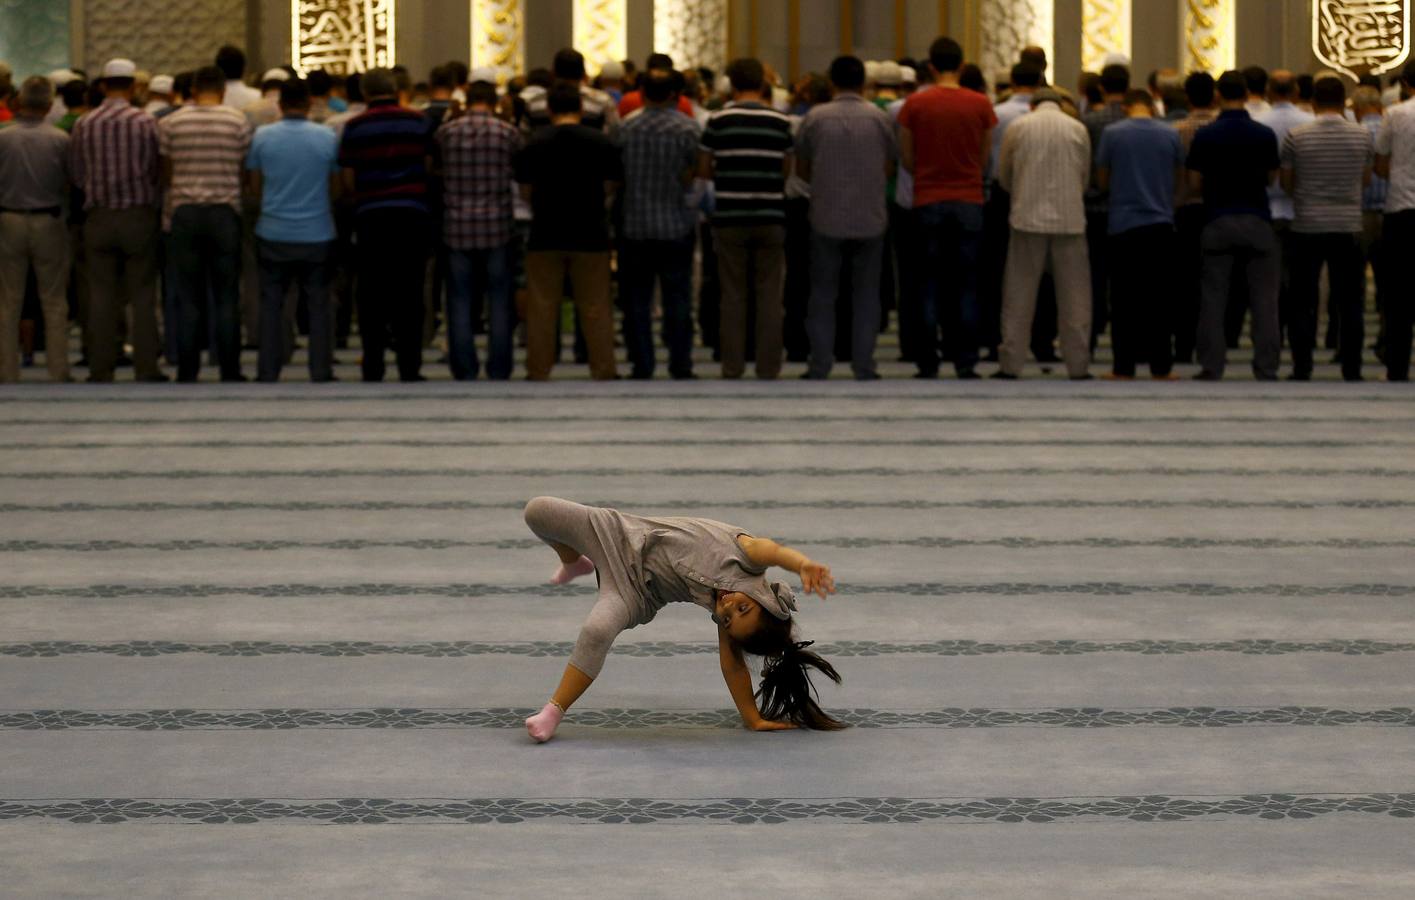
[[2, 361, 1414, 895]]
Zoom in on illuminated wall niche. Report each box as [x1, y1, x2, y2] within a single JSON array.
[[653, 0, 728, 72], [293, 0, 395, 75], [1313, 0, 1410, 80]]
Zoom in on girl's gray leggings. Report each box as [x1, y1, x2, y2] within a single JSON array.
[[523, 496, 634, 679]]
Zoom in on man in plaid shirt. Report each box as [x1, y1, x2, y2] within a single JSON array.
[[435, 77, 523, 380], [69, 58, 165, 382], [619, 69, 701, 379]]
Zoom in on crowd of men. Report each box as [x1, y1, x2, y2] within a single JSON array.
[[0, 36, 1411, 383]]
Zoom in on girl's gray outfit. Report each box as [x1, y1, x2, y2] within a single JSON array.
[[523, 496, 798, 677]]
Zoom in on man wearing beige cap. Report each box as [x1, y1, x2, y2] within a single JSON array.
[[69, 58, 166, 381], [244, 68, 290, 127], [144, 75, 175, 116]]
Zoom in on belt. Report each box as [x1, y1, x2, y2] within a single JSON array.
[[0, 206, 62, 217]]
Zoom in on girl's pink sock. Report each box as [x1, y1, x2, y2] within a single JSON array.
[[525, 701, 564, 743], [550, 555, 595, 585]]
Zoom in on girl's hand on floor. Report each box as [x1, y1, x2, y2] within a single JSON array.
[[750, 719, 799, 732], [799, 560, 835, 598]]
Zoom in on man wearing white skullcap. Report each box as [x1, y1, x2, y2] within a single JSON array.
[[244, 68, 291, 127], [145, 75, 175, 116], [69, 58, 167, 381]]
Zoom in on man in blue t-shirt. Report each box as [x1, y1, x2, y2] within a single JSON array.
[[1096, 89, 1184, 379], [245, 79, 340, 382]]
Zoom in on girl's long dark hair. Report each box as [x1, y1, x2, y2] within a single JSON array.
[[738, 615, 846, 731]]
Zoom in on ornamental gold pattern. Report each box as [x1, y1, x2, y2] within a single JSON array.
[[293, 0, 395, 75], [472, 0, 523, 85], [1313, 0, 1411, 79], [1082, 0, 1130, 72], [573, 0, 627, 70], [1183, 0, 1234, 74]]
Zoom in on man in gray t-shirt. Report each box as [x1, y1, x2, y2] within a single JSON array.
[[0, 76, 71, 383], [795, 55, 897, 380], [1279, 76, 1372, 381]]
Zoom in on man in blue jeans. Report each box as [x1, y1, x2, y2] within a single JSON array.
[[619, 68, 701, 379], [897, 37, 996, 378], [435, 76, 522, 380], [245, 79, 339, 382]]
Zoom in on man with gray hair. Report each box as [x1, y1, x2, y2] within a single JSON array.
[[995, 88, 1093, 379], [0, 76, 72, 381]]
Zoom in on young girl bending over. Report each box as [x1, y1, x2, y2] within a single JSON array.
[[520, 496, 844, 742]]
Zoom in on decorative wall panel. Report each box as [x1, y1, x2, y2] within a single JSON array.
[[0, 0, 71, 78], [1183, 0, 1234, 73], [978, 0, 1052, 83], [573, 0, 626, 68], [1312, 0, 1410, 79], [83, 0, 245, 75], [293, 0, 395, 75], [1082, 0, 1130, 71], [653, 0, 727, 71], [472, 0, 523, 83]]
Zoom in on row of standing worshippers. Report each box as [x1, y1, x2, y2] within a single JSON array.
[[1, 40, 1412, 383]]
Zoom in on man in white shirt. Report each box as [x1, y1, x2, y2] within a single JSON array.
[[995, 89, 1093, 379], [216, 45, 260, 111]]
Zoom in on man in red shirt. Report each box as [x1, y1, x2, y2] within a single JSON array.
[[898, 36, 996, 378], [618, 53, 695, 119]]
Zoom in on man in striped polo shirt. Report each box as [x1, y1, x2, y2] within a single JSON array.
[[520, 49, 620, 137], [698, 57, 794, 379], [158, 66, 253, 382], [1280, 76, 1373, 382], [339, 68, 435, 382], [69, 58, 165, 382]]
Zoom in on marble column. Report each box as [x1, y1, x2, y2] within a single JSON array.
[[977, 0, 1053, 83], [0, 0, 71, 77], [653, 0, 728, 72]]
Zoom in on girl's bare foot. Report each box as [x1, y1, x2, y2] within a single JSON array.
[[550, 555, 595, 585]]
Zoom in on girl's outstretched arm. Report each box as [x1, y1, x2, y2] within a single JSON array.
[[719, 626, 796, 731], [737, 536, 836, 599]]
